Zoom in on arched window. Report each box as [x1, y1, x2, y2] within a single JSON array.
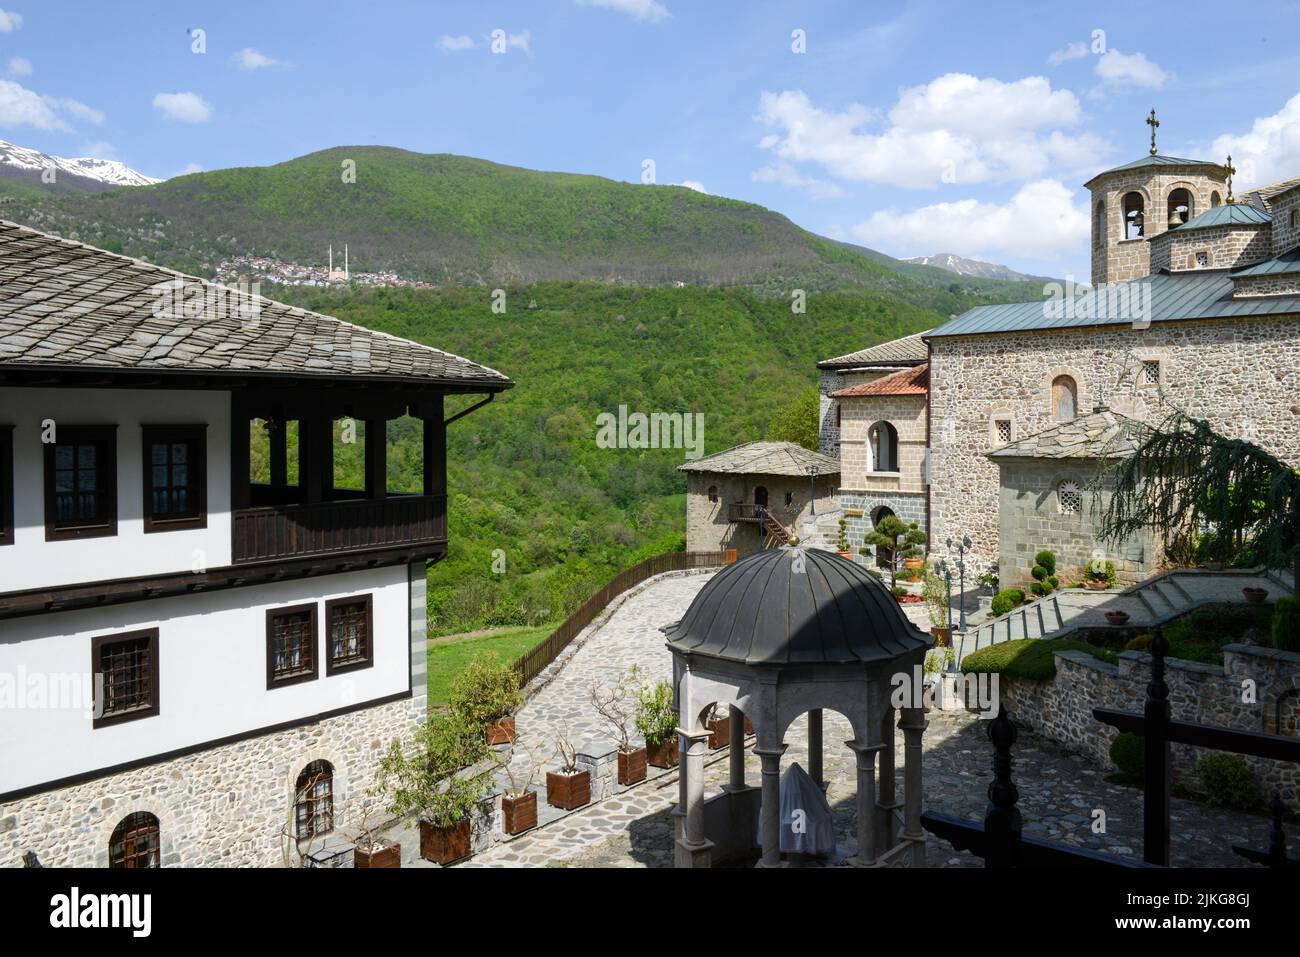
[[109, 812, 160, 868], [1167, 188, 1193, 228], [295, 760, 334, 840], [1094, 201, 1106, 246], [1058, 480, 1082, 514], [1211, 191, 1222, 208], [1051, 375, 1077, 422], [868, 421, 899, 472], [1122, 192, 1145, 239], [707, 485, 718, 504]]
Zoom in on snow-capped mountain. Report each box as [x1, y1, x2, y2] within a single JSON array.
[[0, 139, 159, 189], [904, 252, 1049, 283]]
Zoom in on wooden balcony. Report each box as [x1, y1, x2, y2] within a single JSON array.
[[232, 494, 447, 565], [727, 503, 768, 523]]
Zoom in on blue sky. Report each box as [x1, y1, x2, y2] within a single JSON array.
[[5, 0, 1300, 279]]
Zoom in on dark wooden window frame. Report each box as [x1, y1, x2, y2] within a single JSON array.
[[0, 424, 13, 546], [325, 593, 374, 676], [294, 760, 335, 840], [141, 424, 208, 533], [266, 603, 319, 689], [44, 424, 118, 541], [108, 811, 161, 868], [91, 628, 160, 729]]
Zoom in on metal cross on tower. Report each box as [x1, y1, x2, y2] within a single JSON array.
[[1146, 108, 1159, 155], [1225, 154, 1237, 202]]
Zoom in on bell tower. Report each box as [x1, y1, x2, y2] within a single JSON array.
[[1084, 110, 1228, 286]]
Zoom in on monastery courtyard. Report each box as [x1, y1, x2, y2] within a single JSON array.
[[448, 571, 1268, 869]]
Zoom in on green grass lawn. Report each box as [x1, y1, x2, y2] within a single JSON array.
[[426, 625, 554, 706]]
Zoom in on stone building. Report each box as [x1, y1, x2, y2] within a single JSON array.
[[679, 441, 839, 556]]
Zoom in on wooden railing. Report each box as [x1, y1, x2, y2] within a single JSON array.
[[513, 549, 736, 687], [727, 503, 767, 523], [232, 494, 447, 564]]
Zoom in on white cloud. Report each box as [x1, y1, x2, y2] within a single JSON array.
[[754, 76, 1108, 190], [751, 160, 846, 199], [7, 56, 30, 77], [851, 179, 1089, 260], [234, 48, 280, 70], [677, 180, 706, 193], [0, 79, 70, 131], [1207, 91, 1300, 189], [1093, 49, 1170, 91], [1047, 41, 1088, 66], [438, 34, 475, 52], [0, 9, 21, 32], [152, 91, 213, 124], [576, 0, 670, 23], [44, 95, 103, 125]]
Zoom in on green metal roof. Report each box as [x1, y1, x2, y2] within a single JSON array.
[[1173, 203, 1271, 231], [1085, 153, 1221, 186], [927, 270, 1300, 338], [1232, 246, 1300, 277]]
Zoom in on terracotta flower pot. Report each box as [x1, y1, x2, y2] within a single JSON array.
[[354, 840, 401, 868], [645, 738, 679, 769], [1085, 578, 1109, 591], [904, 557, 924, 570], [617, 747, 647, 786], [1104, 610, 1130, 625], [501, 790, 538, 835], [484, 715, 516, 746], [837, 550, 854, 561], [706, 715, 731, 749], [420, 818, 471, 866], [546, 770, 591, 810], [1243, 586, 1268, 604]]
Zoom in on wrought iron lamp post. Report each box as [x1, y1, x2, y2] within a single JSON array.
[[937, 558, 954, 642], [947, 535, 972, 632], [809, 465, 818, 516]]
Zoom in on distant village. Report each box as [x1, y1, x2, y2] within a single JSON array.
[[215, 244, 438, 290]]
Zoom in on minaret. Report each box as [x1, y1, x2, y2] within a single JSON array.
[[344, 243, 349, 281], [329, 244, 333, 274]]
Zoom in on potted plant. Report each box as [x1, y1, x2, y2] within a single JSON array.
[[976, 567, 999, 596], [922, 647, 954, 711], [348, 799, 401, 868], [836, 520, 853, 561], [863, 516, 927, 589], [450, 651, 522, 745], [636, 680, 679, 768], [489, 737, 554, 836], [923, 563, 950, 645], [546, 728, 592, 810], [1104, 609, 1131, 626], [376, 710, 492, 866], [1243, 586, 1268, 604], [1085, 559, 1116, 590], [589, 666, 647, 786]]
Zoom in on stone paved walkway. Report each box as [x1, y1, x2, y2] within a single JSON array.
[[455, 570, 1274, 868]]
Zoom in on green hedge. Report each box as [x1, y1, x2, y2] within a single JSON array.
[[1196, 754, 1262, 811], [1273, 595, 1300, 653], [961, 638, 1117, 681], [990, 587, 1026, 617], [1109, 731, 1144, 781]]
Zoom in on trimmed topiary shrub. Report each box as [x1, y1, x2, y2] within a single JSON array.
[[1272, 595, 1300, 653], [990, 587, 1026, 616], [1031, 564, 1047, 581], [1125, 632, 1154, 652], [1034, 550, 1057, 576], [1109, 731, 1144, 781], [1030, 580, 1052, 597], [1196, 753, 1262, 811]]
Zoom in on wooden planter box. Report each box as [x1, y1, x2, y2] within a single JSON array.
[[485, 716, 516, 746], [419, 818, 472, 866], [617, 747, 647, 786], [706, 715, 731, 749], [546, 770, 591, 810], [501, 791, 538, 835], [930, 626, 950, 647], [645, 738, 679, 769], [354, 840, 401, 868]]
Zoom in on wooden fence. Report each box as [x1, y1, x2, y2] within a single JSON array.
[[512, 549, 735, 687]]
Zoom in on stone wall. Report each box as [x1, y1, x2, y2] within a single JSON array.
[[1149, 223, 1271, 273], [929, 314, 1300, 575], [840, 490, 927, 564], [0, 696, 423, 867], [1233, 273, 1300, 298], [997, 644, 1300, 810], [685, 471, 839, 555], [1270, 190, 1300, 256], [838, 392, 927, 493], [819, 367, 894, 457]]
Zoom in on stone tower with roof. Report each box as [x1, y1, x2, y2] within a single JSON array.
[[1086, 112, 1229, 285]]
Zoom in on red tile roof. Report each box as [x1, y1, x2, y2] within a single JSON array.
[[832, 363, 928, 398]]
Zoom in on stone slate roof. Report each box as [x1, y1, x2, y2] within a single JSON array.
[[0, 220, 512, 388], [1084, 154, 1223, 187], [817, 330, 930, 369], [989, 408, 1144, 460], [928, 270, 1300, 338], [677, 440, 840, 476], [1245, 176, 1300, 211], [663, 548, 932, 667], [832, 362, 928, 398], [1174, 202, 1271, 231]]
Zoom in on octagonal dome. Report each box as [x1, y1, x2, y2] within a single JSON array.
[[664, 548, 932, 666]]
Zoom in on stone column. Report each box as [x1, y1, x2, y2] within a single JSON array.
[[848, 742, 883, 867], [725, 705, 746, 792], [899, 706, 928, 867], [754, 744, 786, 868], [875, 706, 897, 852], [808, 709, 823, 787], [673, 727, 714, 868]]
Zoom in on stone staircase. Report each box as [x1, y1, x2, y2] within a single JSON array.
[[952, 566, 1294, 666]]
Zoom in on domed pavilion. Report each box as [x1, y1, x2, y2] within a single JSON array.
[[663, 547, 934, 867]]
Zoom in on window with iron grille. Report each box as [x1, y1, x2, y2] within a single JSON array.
[[995, 419, 1012, 445], [92, 629, 159, 728], [295, 761, 334, 840], [326, 595, 373, 674], [267, 605, 318, 687], [109, 812, 160, 868], [44, 425, 117, 540], [1058, 480, 1083, 514], [1142, 360, 1160, 385], [142, 425, 206, 532]]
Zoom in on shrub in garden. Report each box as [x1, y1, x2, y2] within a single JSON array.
[[449, 652, 522, 727], [1196, 753, 1262, 811], [1029, 550, 1056, 595], [990, 588, 1026, 617], [1272, 595, 1300, 652], [634, 680, 677, 748], [1034, 550, 1057, 576], [1109, 731, 1144, 781]]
